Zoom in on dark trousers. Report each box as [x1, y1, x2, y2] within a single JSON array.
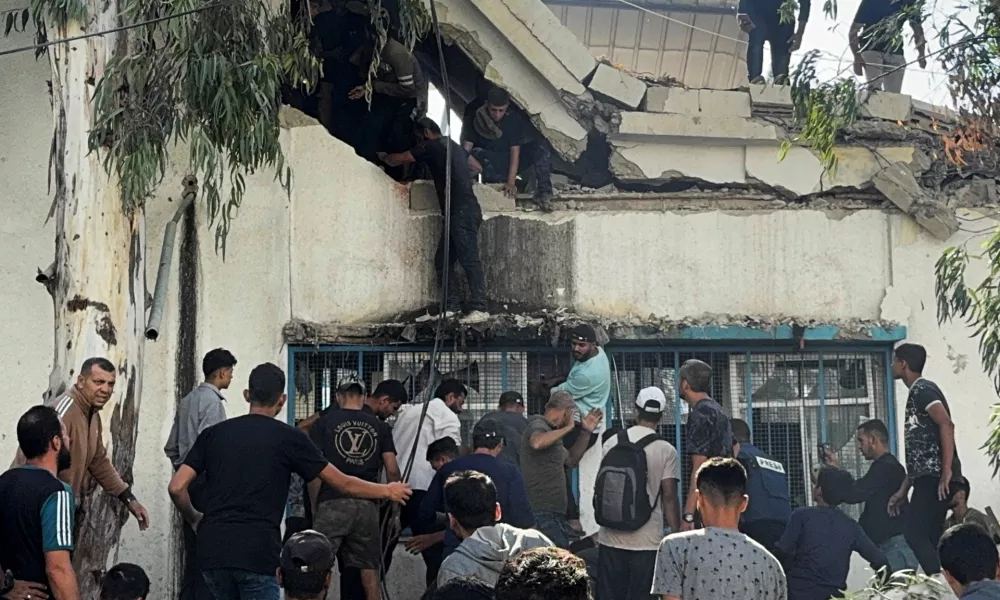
[[356, 95, 417, 163], [180, 520, 214, 600], [340, 502, 395, 599], [400, 490, 444, 588], [746, 19, 794, 81], [905, 475, 953, 574], [473, 142, 553, 196], [435, 207, 486, 312], [596, 545, 657, 600], [741, 519, 787, 556]]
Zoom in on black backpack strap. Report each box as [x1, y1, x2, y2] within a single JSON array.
[[617, 430, 630, 445], [636, 433, 661, 449]]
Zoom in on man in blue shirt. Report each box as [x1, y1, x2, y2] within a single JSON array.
[[732, 418, 791, 554], [0, 406, 79, 600], [419, 420, 535, 559], [776, 466, 886, 600]]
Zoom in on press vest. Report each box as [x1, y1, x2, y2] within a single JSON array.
[[739, 442, 792, 524]]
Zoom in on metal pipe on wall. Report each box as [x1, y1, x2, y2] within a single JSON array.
[[145, 175, 198, 341]]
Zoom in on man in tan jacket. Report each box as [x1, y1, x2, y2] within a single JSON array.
[[15, 357, 149, 532]]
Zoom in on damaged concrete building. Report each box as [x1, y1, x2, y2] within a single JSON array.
[[2, 0, 999, 595]]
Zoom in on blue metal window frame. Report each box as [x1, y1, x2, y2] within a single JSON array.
[[285, 336, 904, 517]]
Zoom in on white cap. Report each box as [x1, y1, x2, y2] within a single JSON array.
[[636, 387, 666, 413]]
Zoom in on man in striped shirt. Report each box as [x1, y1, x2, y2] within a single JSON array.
[[0, 406, 80, 600]]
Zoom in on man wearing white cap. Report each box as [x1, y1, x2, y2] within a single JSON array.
[[593, 387, 681, 600]]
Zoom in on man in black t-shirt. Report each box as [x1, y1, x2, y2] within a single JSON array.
[[167, 363, 411, 600], [677, 359, 733, 531], [309, 382, 400, 600], [889, 343, 962, 575], [461, 86, 553, 212], [849, 0, 926, 92], [825, 419, 918, 574], [0, 406, 78, 600], [380, 117, 488, 324]]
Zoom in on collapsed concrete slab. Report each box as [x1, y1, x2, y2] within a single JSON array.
[[645, 87, 751, 119], [433, 0, 595, 160], [588, 63, 647, 110], [861, 91, 913, 122]]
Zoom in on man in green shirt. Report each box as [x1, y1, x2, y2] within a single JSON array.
[[945, 477, 999, 541]]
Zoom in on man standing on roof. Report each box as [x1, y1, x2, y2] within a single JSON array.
[[14, 358, 150, 533], [737, 0, 810, 84], [462, 86, 554, 212], [381, 117, 489, 324], [539, 324, 611, 536], [849, 0, 926, 93]]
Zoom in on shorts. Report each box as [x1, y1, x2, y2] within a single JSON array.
[[313, 498, 381, 570]]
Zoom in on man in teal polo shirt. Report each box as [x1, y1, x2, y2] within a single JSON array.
[[553, 324, 611, 536]]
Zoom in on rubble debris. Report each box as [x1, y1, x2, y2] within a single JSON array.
[[588, 63, 648, 110], [283, 312, 903, 347]]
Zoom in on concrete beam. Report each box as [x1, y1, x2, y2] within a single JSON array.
[[646, 87, 751, 118], [861, 91, 913, 122], [615, 111, 781, 142], [410, 180, 517, 212], [588, 63, 647, 110]]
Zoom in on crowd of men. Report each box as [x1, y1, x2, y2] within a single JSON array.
[[3, 338, 1000, 600]]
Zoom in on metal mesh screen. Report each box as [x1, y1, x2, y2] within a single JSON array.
[[289, 346, 892, 512]]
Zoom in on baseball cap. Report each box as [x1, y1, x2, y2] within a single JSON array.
[[569, 324, 597, 344], [472, 419, 504, 448], [498, 391, 524, 407], [280, 530, 335, 576], [635, 387, 666, 414]]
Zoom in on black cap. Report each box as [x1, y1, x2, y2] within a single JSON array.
[[472, 419, 504, 448], [569, 324, 597, 344], [280, 530, 335, 575], [498, 391, 524, 407]]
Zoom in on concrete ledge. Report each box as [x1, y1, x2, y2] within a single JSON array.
[[749, 83, 793, 107], [615, 112, 781, 142], [646, 87, 751, 118], [410, 180, 517, 212], [588, 63, 647, 110], [861, 91, 913, 122]]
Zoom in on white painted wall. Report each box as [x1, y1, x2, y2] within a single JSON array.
[[0, 44, 993, 599]]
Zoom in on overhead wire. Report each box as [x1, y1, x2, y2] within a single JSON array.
[[0, 1, 233, 58]]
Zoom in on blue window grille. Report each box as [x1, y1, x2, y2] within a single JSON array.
[[288, 344, 897, 514]]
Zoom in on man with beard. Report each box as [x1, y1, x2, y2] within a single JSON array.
[[0, 406, 81, 600]]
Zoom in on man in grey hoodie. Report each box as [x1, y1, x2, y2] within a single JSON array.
[[940, 523, 1000, 600], [436, 470, 552, 588]]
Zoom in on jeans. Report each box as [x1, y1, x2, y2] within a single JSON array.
[[202, 569, 280, 600], [596, 545, 657, 600], [905, 475, 954, 574], [534, 510, 576, 549], [435, 207, 486, 311], [472, 141, 553, 196], [746, 19, 794, 81], [879, 534, 919, 574]]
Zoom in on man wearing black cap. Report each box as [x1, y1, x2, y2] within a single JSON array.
[[477, 392, 527, 468], [542, 323, 612, 537], [277, 530, 335, 600], [418, 420, 535, 563], [381, 117, 488, 324]]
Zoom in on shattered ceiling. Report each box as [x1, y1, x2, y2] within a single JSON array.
[[430, 0, 999, 239]]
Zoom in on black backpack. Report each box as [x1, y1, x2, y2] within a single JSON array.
[[593, 431, 661, 531]]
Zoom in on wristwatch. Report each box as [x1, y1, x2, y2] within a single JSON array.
[[1, 570, 15, 596], [118, 487, 137, 505], [682, 513, 696, 524]]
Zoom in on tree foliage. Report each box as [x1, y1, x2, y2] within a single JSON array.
[[835, 570, 950, 599]]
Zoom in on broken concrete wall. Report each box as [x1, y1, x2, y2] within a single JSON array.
[[432, 0, 594, 160]]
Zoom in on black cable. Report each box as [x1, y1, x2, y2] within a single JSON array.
[[378, 2, 455, 598], [0, 2, 231, 58]]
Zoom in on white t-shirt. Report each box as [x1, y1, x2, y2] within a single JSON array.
[[392, 398, 462, 490], [596, 425, 680, 551]]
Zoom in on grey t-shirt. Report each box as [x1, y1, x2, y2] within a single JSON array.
[[479, 411, 527, 468], [652, 527, 787, 600], [520, 415, 568, 514]]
